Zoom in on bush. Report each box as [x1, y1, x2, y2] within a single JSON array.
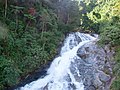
[[0, 1, 66, 89], [99, 16, 120, 46]]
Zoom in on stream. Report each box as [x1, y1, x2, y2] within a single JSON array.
[[17, 32, 114, 90]]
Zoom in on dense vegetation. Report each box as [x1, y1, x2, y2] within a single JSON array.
[[0, 0, 80, 89], [0, 0, 120, 90]]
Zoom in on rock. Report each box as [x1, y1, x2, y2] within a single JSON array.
[[99, 71, 110, 82], [69, 83, 76, 90], [85, 47, 89, 52], [75, 34, 82, 43], [77, 53, 89, 59], [75, 40, 112, 90], [77, 47, 89, 59], [71, 39, 114, 90], [88, 85, 96, 90], [93, 74, 102, 87]]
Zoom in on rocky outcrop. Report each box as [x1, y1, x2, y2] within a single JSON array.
[[70, 41, 115, 90]]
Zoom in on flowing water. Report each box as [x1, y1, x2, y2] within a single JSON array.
[[18, 32, 98, 90]]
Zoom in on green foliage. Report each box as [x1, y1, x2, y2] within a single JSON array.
[[79, 0, 98, 32], [1, 0, 118, 89], [99, 16, 120, 46], [87, 0, 120, 23], [0, 0, 76, 89], [1, 0, 120, 90], [67, 1, 80, 27], [111, 47, 120, 90], [86, 0, 120, 45], [0, 56, 20, 88], [111, 77, 120, 90]]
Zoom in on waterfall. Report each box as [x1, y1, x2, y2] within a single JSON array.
[[18, 32, 100, 90]]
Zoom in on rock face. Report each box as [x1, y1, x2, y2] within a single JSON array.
[[70, 41, 115, 90]]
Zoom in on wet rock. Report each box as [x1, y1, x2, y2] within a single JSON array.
[[84, 75, 94, 86], [99, 71, 110, 82], [77, 53, 89, 59], [64, 74, 71, 82], [69, 83, 76, 90], [87, 85, 96, 90], [75, 34, 82, 43], [71, 40, 114, 90], [93, 74, 102, 87], [85, 47, 89, 52], [77, 47, 89, 59]]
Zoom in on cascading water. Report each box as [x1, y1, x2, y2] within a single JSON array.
[[18, 32, 113, 90]]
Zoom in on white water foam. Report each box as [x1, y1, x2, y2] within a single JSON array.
[[19, 32, 97, 90]]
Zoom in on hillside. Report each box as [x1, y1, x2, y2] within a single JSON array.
[[0, 0, 120, 90]]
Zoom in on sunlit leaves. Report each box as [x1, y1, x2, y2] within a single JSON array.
[[87, 0, 120, 22]]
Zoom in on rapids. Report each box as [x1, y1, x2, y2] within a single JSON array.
[[17, 32, 113, 90]]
